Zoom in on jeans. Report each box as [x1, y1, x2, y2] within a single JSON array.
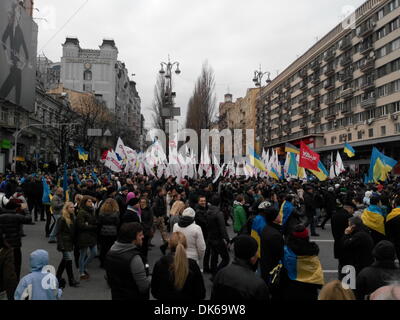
[[44, 205, 52, 236], [210, 240, 230, 276], [49, 214, 61, 241], [79, 246, 97, 274]]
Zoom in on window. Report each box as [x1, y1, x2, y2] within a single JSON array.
[[396, 123, 400, 133], [369, 128, 374, 137], [358, 131, 363, 139], [83, 83, 92, 92], [394, 101, 400, 113], [0, 107, 7, 122], [378, 8, 384, 20], [381, 126, 386, 136], [348, 133, 352, 141], [324, 138, 327, 145], [331, 136, 335, 144], [84, 70, 92, 81]]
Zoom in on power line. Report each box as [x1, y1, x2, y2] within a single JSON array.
[[39, 0, 90, 52]]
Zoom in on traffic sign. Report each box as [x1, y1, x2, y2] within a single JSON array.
[[87, 129, 102, 137], [161, 107, 181, 117], [103, 129, 112, 137]]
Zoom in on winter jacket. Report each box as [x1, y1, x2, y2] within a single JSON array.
[[122, 207, 141, 224], [0, 247, 18, 300], [151, 254, 206, 301], [98, 211, 120, 237], [152, 195, 166, 218], [356, 260, 400, 300], [211, 258, 270, 301], [233, 201, 247, 234], [206, 205, 229, 244], [260, 223, 284, 283], [115, 193, 127, 218], [173, 217, 206, 267], [0, 192, 10, 209], [76, 206, 98, 249], [303, 192, 316, 217], [194, 204, 208, 240], [14, 250, 62, 300], [385, 208, 400, 260], [50, 194, 64, 216], [324, 191, 337, 213], [140, 207, 154, 237], [0, 208, 32, 248], [56, 215, 75, 252], [105, 241, 149, 300], [340, 227, 374, 275], [331, 208, 353, 259]]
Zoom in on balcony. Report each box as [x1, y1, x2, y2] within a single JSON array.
[[359, 21, 376, 38], [300, 107, 308, 115], [361, 96, 376, 108], [311, 76, 320, 85], [300, 81, 308, 91], [311, 103, 321, 111], [360, 42, 374, 55], [300, 121, 307, 128], [361, 81, 375, 91], [325, 113, 336, 121], [341, 107, 353, 114], [340, 72, 353, 83], [311, 88, 320, 97], [341, 88, 354, 99], [311, 60, 321, 71], [324, 81, 335, 91], [339, 38, 352, 51], [324, 51, 336, 62], [299, 96, 307, 104], [311, 117, 321, 124], [324, 67, 335, 77], [360, 59, 375, 73], [340, 56, 352, 67]]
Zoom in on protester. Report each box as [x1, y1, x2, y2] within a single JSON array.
[[138, 197, 153, 275], [361, 196, 387, 245], [48, 187, 65, 243], [318, 280, 356, 300], [105, 222, 149, 300], [14, 250, 62, 300], [151, 232, 205, 301], [211, 235, 269, 301], [152, 187, 169, 255], [385, 196, 400, 261], [76, 196, 98, 280], [0, 229, 18, 300], [233, 194, 247, 234], [303, 186, 319, 236]]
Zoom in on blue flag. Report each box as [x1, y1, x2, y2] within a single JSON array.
[[73, 169, 81, 185], [42, 177, 51, 204]]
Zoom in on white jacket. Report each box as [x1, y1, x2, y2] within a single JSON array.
[[173, 221, 206, 268]]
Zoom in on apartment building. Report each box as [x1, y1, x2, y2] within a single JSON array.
[[257, 0, 400, 171]]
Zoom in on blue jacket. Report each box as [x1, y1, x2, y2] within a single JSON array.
[[14, 250, 62, 300]]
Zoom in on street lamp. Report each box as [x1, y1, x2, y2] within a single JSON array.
[[252, 66, 271, 152]]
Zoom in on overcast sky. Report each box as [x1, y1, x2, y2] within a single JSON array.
[[35, 0, 365, 129]]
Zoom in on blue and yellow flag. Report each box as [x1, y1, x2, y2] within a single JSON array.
[[344, 143, 355, 158], [283, 246, 324, 285], [91, 172, 101, 185], [361, 205, 386, 235], [288, 152, 298, 176], [248, 147, 267, 172], [251, 215, 267, 258], [285, 143, 300, 155], [76, 146, 89, 162], [269, 167, 280, 181], [309, 161, 329, 181], [368, 147, 397, 182], [279, 200, 294, 226], [42, 177, 51, 204], [387, 207, 400, 223]]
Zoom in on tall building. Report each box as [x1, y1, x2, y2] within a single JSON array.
[[256, 0, 400, 172], [37, 55, 61, 90]]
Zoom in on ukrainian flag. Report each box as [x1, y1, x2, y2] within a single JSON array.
[[42, 177, 51, 205], [368, 147, 397, 182], [309, 161, 329, 181], [251, 215, 267, 258], [72, 169, 81, 185], [269, 167, 280, 181], [283, 246, 324, 285], [285, 143, 300, 155], [288, 152, 298, 176], [77, 147, 89, 162], [361, 205, 386, 235], [249, 147, 267, 172], [279, 200, 294, 226], [387, 207, 400, 223], [344, 143, 355, 158]]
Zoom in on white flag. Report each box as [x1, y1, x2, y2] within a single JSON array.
[[335, 151, 346, 175], [105, 150, 122, 173], [329, 152, 336, 179], [115, 137, 127, 161]]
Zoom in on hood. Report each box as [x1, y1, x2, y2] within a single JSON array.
[[109, 241, 138, 254], [207, 205, 219, 215], [233, 201, 243, 207], [373, 240, 396, 261], [178, 216, 194, 228], [30, 249, 49, 272]]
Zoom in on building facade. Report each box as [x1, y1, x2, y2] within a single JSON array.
[[37, 55, 61, 90], [256, 0, 400, 172]]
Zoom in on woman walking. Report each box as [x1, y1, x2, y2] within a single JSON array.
[[55, 202, 79, 287]]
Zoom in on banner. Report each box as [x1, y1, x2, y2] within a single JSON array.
[[299, 141, 319, 171]]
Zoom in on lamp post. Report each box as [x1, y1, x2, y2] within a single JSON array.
[[159, 56, 181, 129], [252, 66, 271, 152], [12, 122, 77, 173]]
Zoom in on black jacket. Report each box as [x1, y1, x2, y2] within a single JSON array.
[[122, 207, 141, 224], [303, 192, 316, 217], [206, 205, 229, 244], [211, 258, 270, 301], [56, 215, 76, 252], [151, 254, 206, 301], [98, 211, 119, 237], [195, 204, 208, 240], [115, 193, 127, 218], [324, 191, 337, 213], [331, 208, 353, 259], [356, 260, 400, 300], [0, 209, 31, 248], [340, 227, 374, 274], [260, 223, 284, 282], [152, 195, 166, 218], [140, 207, 154, 237], [385, 214, 400, 259]]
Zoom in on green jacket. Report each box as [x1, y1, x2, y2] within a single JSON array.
[[56, 215, 76, 252], [233, 202, 247, 234], [76, 206, 98, 249]]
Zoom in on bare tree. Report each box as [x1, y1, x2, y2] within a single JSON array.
[[185, 61, 216, 134], [150, 74, 167, 131]]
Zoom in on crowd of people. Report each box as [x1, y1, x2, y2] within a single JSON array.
[[0, 167, 400, 301]]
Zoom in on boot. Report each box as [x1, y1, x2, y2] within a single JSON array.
[[56, 259, 66, 281], [66, 260, 79, 287]]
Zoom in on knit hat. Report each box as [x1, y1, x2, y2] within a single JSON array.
[[292, 225, 309, 239], [120, 186, 129, 192], [126, 192, 136, 204], [127, 197, 140, 207], [373, 240, 396, 261], [234, 235, 258, 260], [182, 207, 196, 218]]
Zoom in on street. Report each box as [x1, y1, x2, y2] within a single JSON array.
[[19, 218, 337, 300]]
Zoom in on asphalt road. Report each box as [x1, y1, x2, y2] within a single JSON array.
[[19, 217, 337, 300]]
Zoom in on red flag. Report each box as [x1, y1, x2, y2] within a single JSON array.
[[299, 141, 320, 170], [101, 150, 109, 160]]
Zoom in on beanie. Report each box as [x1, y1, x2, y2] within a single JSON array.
[[373, 240, 396, 261], [182, 207, 195, 218], [234, 235, 258, 260]]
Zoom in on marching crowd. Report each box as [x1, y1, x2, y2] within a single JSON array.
[[0, 168, 400, 301]]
